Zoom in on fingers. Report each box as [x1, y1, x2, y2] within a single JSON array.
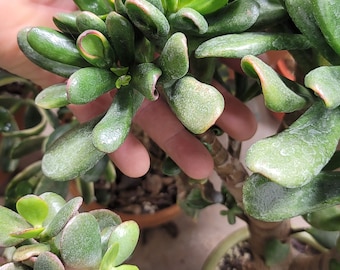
[[133, 98, 214, 180], [213, 80, 257, 141]]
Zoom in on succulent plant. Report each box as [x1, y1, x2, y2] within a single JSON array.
[[0, 192, 140, 270]]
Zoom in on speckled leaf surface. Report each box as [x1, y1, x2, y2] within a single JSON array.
[[246, 102, 340, 188]]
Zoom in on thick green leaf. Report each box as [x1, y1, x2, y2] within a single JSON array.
[[241, 55, 312, 112], [16, 195, 48, 227], [107, 221, 140, 266], [26, 27, 88, 67], [41, 197, 82, 239], [125, 0, 170, 45], [67, 67, 118, 104], [92, 88, 134, 153], [106, 11, 135, 66], [285, 0, 340, 65], [305, 66, 340, 109], [74, 0, 114, 15], [306, 228, 339, 249], [196, 33, 310, 59], [168, 8, 208, 34], [243, 172, 340, 221], [164, 76, 224, 134], [39, 192, 66, 227], [53, 11, 81, 36], [0, 205, 32, 247], [0, 262, 31, 269], [100, 242, 119, 270], [203, 0, 260, 36], [246, 102, 340, 188], [10, 136, 45, 159], [42, 119, 105, 181], [158, 32, 188, 86], [177, 0, 228, 15], [130, 63, 162, 100], [34, 252, 65, 270], [76, 11, 107, 35], [17, 28, 81, 78], [312, 0, 340, 56], [90, 209, 122, 231], [35, 84, 69, 109], [76, 30, 115, 68], [12, 243, 50, 262], [304, 205, 340, 231], [10, 227, 44, 240], [61, 213, 102, 269]]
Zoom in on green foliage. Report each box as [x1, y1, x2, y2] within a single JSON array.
[[0, 193, 140, 270]]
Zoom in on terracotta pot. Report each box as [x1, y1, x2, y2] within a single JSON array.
[[69, 181, 181, 229], [202, 227, 250, 270]]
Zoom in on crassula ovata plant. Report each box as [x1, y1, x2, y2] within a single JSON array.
[[5, 0, 340, 268], [0, 192, 140, 270]]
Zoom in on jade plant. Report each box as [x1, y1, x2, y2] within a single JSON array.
[[0, 192, 139, 270], [9, 0, 340, 268]]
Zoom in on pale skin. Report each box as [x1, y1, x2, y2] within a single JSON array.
[[0, 0, 257, 179]]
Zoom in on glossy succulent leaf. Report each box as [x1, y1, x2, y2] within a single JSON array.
[[41, 197, 82, 239], [162, 156, 181, 176], [100, 242, 119, 270], [35, 83, 69, 109], [241, 55, 312, 112], [158, 32, 189, 86], [304, 205, 340, 231], [17, 28, 80, 78], [53, 11, 81, 36], [67, 67, 118, 104], [10, 136, 45, 159], [26, 27, 88, 67], [196, 33, 310, 59], [16, 195, 48, 227], [61, 213, 102, 269], [130, 63, 162, 100], [177, 0, 228, 15], [39, 192, 66, 227], [305, 66, 340, 109], [249, 0, 287, 30], [92, 88, 134, 153], [4, 161, 42, 207], [42, 119, 105, 181], [204, 0, 260, 36], [164, 76, 224, 134], [243, 172, 340, 222], [0, 206, 31, 247], [74, 0, 114, 15], [106, 11, 135, 66], [77, 30, 115, 68], [161, 0, 178, 14], [246, 102, 340, 188], [90, 209, 122, 231], [306, 228, 339, 249], [312, 0, 340, 56], [12, 243, 50, 262], [76, 11, 107, 35], [125, 0, 170, 45], [1, 100, 48, 139], [107, 221, 140, 266], [10, 227, 44, 240], [168, 8, 208, 34], [285, 0, 340, 65], [34, 252, 65, 270]]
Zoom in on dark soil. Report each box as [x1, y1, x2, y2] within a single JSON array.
[[217, 240, 252, 270]]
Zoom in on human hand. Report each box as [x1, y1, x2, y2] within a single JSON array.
[[1, 1, 257, 180]]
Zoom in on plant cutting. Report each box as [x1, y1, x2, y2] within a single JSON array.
[[6, 0, 340, 269], [0, 192, 140, 269]]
